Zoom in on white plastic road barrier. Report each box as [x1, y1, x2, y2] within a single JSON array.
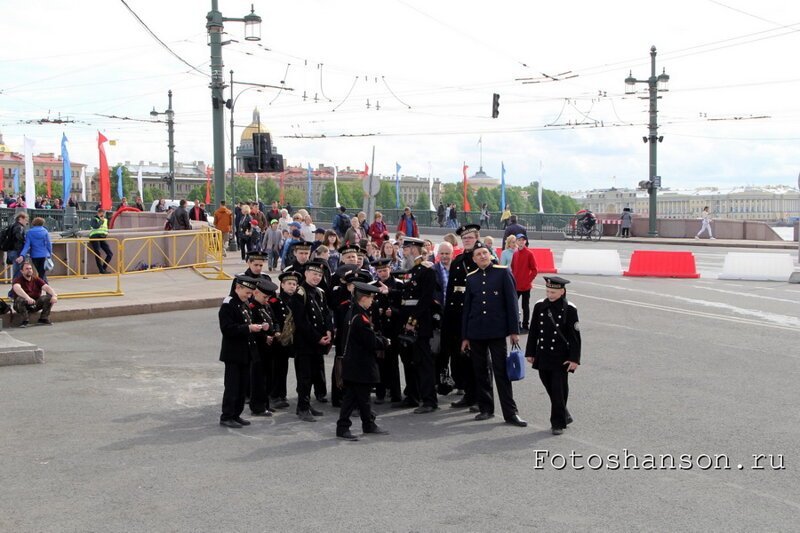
[[718, 253, 794, 282], [558, 249, 623, 276]]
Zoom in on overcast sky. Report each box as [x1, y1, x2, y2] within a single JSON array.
[[2, 0, 800, 192]]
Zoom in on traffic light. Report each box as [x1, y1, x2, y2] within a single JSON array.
[[638, 180, 653, 191], [491, 93, 500, 118], [248, 133, 284, 173]]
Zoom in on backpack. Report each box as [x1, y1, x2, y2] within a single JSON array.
[[334, 213, 349, 235], [0, 224, 16, 251]]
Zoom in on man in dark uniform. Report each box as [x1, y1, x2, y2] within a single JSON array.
[[526, 276, 581, 435], [218, 275, 265, 428], [289, 259, 333, 421], [230, 251, 271, 295], [330, 265, 359, 407], [397, 237, 439, 414], [444, 224, 481, 409], [371, 258, 403, 404], [336, 281, 390, 441], [269, 271, 300, 410], [249, 278, 279, 417], [284, 240, 312, 276], [461, 243, 527, 427]]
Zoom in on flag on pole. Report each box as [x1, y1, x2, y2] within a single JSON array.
[[306, 164, 313, 208], [79, 167, 86, 201], [98, 132, 111, 209], [333, 166, 340, 208], [116, 165, 123, 200], [500, 162, 506, 211], [395, 162, 401, 208], [24, 137, 36, 208], [45, 169, 52, 198], [137, 167, 144, 203], [538, 160, 544, 213], [13, 167, 19, 196], [61, 133, 72, 204], [364, 163, 369, 176], [254, 173, 259, 204], [428, 168, 435, 211], [204, 166, 211, 204], [462, 162, 471, 212]]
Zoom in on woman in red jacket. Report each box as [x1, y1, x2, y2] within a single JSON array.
[[510, 233, 538, 333], [368, 211, 389, 247]]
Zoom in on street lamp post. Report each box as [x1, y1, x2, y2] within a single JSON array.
[[626, 45, 670, 237], [207, 1, 262, 209], [150, 90, 176, 200]]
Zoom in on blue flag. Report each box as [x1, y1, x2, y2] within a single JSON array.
[[61, 133, 71, 205], [395, 162, 401, 208], [116, 166, 123, 200], [307, 164, 313, 208], [500, 162, 506, 211], [13, 167, 19, 195]]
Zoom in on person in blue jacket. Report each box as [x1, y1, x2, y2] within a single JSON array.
[[17, 217, 52, 282]]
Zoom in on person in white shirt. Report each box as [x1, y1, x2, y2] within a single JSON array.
[[695, 206, 715, 240]]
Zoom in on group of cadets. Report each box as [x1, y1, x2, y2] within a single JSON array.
[[218, 224, 581, 439]]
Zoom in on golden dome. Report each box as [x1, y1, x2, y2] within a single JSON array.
[[240, 108, 270, 143]]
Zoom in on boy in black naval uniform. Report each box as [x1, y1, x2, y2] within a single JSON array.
[[230, 251, 272, 295], [461, 243, 528, 427], [283, 240, 312, 276], [371, 258, 403, 404], [248, 278, 279, 417], [526, 276, 581, 435], [398, 237, 440, 414], [444, 224, 481, 409], [336, 281, 390, 441], [268, 271, 300, 410], [290, 259, 333, 421], [219, 275, 265, 428]]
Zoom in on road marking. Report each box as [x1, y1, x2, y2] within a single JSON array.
[[689, 285, 800, 303]]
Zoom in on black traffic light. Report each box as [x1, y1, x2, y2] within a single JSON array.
[[491, 93, 500, 118], [248, 132, 284, 173]]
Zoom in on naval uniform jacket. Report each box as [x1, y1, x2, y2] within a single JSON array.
[[229, 268, 272, 296], [269, 293, 293, 352], [399, 260, 437, 339], [372, 276, 403, 337], [525, 296, 581, 371], [249, 300, 276, 359], [462, 264, 519, 340], [341, 305, 385, 384], [290, 282, 333, 355], [218, 296, 258, 365], [443, 249, 475, 334]]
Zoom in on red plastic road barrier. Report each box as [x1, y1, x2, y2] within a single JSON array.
[[531, 248, 557, 273], [624, 250, 700, 278]]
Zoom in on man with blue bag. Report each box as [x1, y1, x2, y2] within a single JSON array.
[[460, 242, 528, 427]]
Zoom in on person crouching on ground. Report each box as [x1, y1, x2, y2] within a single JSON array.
[[11, 261, 57, 327]]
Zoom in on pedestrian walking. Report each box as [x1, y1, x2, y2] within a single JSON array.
[[510, 233, 538, 333], [213, 201, 233, 255], [620, 207, 632, 238], [695, 206, 715, 239]]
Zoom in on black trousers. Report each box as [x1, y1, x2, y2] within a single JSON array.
[[312, 353, 327, 400], [270, 348, 289, 400], [375, 343, 402, 401], [249, 351, 273, 414], [221, 361, 249, 421], [400, 345, 419, 403], [517, 290, 531, 329], [621, 227, 630, 237], [336, 382, 377, 434], [408, 336, 437, 408], [539, 367, 570, 429], [294, 353, 314, 412], [89, 238, 113, 272], [444, 327, 475, 401], [471, 338, 518, 419], [331, 363, 345, 405]]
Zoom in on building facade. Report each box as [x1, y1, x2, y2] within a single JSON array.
[[0, 134, 88, 200]]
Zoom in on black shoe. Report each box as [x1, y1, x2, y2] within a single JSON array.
[[566, 416, 573, 426], [468, 405, 481, 413], [18, 320, 29, 328], [337, 430, 359, 441], [364, 425, 389, 435], [219, 419, 243, 428], [413, 405, 438, 414], [474, 412, 494, 421], [37, 318, 53, 326], [272, 400, 290, 409], [391, 399, 419, 409], [234, 417, 251, 426], [316, 396, 329, 403], [251, 411, 273, 417], [297, 411, 316, 422], [505, 415, 528, 427], [450, 399, 472, 408], [551, 427, 564, 435], [309, 407, 324, 416]]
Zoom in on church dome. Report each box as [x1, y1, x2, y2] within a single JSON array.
[[240, 108, 270, 144]]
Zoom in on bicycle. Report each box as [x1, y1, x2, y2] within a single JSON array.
[[566, 217, 602, 241]]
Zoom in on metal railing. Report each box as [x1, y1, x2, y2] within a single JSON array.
[[0, 208, 97, 232]]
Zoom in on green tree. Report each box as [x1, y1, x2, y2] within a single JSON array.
[[283, 187, 304, 207], [375, 182, 398, 210], [414, 191, 431, 212], [143, 186, 165, 205], [110, 164, 137, 202], [34, 182, 64, 200]]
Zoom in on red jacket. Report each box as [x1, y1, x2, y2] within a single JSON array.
[[396, 215, 419, 238], [510, 246, 538, 292], [368, 220, 388, 246]]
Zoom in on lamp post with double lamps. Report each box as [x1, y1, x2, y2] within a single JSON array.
[[150, 90, 176, 200]]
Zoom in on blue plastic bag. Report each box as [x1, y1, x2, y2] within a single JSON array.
[[507, 342, 525, 381]]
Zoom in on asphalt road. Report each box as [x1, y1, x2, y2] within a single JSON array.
[[1, 272, 799, 532]]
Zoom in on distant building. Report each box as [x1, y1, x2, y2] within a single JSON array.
[[572, 186, 800, 222], [0, 133, 88, 200], [119, 160, 210, 198], [467, 168, 500, 190]]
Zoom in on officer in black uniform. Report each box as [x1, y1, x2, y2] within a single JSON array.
[[290, 259, 333, 421], [218, 275, 264, 428], [462, 242, 527, 427], [371, 258, 403, 404], [230, 251, 272, 295], [526, 276, 581, 435], [269, 271, 300, 410], [336, 281, 390, 441], [248, 278, 279, 417], [397, 237, 439, 414], [444, 223, 481, 409], [284, 240, 312, 276]]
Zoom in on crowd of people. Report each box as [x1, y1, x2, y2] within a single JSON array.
[[217, 212, 582, 441]]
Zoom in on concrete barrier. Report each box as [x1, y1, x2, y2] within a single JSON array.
[[718, 252, 794, 281], [558, 249, 623, 276]]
